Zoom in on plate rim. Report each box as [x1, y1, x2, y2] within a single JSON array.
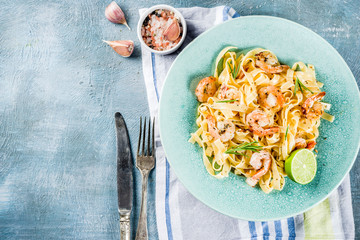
[[158, 15, 360, 220]]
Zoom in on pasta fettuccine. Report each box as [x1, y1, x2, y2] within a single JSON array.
[[189, 47, 333, 193]]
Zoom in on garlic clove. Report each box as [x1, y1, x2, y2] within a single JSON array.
[[103, 40, 134, 57], [105, 1, 130, 30], [163, 20, 180, 42]]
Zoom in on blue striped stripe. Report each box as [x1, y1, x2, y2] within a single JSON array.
[[261, 222, 269, 240], [151, 51, 173, 240], [165, 160, 173, 240], [151, 53, 159, 101], [222, 6, 231, 21], [232, 12, 241, 18], [287, 217, 296, 240], [248, 221, 257, 239], [274, 220, 283, 240]]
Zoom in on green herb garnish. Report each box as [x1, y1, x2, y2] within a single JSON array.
[[227, 61, 241, 79], [297, 77, 314, 94], [217, 58, 225, 75], [225, 141, 263, 155], [285, 125, 289, 141], [298, 79, 303, 92], [216, 99, 238, 103], [294, 77, 314, 96], [233, 61, 241, 79], [216, 48, 238, 76], [294, 77, 298, 96], [227, 62, 233, 76]]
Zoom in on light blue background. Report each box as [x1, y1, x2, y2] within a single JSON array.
[[0, 0, 359, 239]]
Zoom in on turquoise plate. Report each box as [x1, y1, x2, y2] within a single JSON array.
[[159, 16, 360, 220]]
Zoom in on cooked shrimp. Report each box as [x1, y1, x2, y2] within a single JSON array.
[[295, 138, 317, 150], [306, 141, 316, 150], [295, 137, 307, 149], [255, 51, 289, 74], [218, 84, 239, 100], [195, 76, 217, 103], [302, 92, 326, 119], [246, 150, 272, 187], [258, 86, 285, 109], [249, 151, 266, 170], [206, 115, 235, 142], [246, 110, 280, 137]]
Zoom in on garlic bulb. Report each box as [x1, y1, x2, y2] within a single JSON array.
[[103, 40, 134, 57], [105, 1, 130, 30]]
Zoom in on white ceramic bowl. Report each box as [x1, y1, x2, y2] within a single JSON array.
[[137, 5, 187, 55]]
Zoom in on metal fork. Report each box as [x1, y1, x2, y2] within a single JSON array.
[[135, 117, 155, 240]]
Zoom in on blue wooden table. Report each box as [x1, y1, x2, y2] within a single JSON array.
[[1, 0, 359, 239]]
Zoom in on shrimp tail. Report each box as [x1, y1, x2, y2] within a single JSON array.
[[306, 141, 316, 150], [246, 150, 272, 187], [246, 177, 259, 187], [302, 91, 326, 114], [206, 115, 220, 140], [251, 159, 271, 180]]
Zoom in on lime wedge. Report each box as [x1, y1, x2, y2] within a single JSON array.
[[285, 149, 317, 185]]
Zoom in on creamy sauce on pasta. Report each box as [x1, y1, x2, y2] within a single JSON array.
[[189, 47, 332, 193]]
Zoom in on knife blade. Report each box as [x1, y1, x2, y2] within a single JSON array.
[[115, 112, 133, 240]]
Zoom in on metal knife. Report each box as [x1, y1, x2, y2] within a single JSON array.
[[115, 112, 133, 240]]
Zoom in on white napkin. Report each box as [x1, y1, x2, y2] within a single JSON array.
[[140, 6, 355, 240]]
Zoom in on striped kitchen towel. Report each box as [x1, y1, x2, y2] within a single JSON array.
[[139, 6, 355, 240]]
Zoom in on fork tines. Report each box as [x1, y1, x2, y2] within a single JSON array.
[[137, 117, 155, 157]]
